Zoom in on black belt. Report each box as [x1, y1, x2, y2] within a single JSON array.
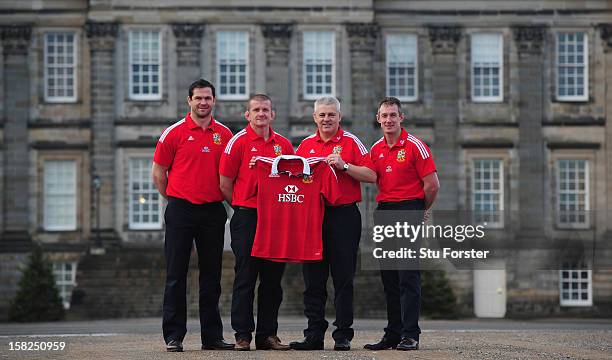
[[378, 199, 424, 207], [233, 206, 256, 211], [326, 202, 357, 208], [168, 196, 223, 208]]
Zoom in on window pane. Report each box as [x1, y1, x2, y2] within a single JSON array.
[[386, 34, 418, 100], [472, 159, 503, 226], [44, 160, 77, 230], [217, 31, 249, 97], [129, 157, 163, 229], [303, 31, 334, 97], [471, 33, 502, 101], [130, 30, 162, 98], [45, 32, 77, 101], [557, 32, 587, 100], [557, 159, 588, 226]]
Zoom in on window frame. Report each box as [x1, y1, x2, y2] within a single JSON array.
[[128, 29, 163, 101], [216, 30, 250, 100], [555, 31, 589, 102], [471, 158, 504, 228], [44, 31, 78, 103], [43, 160, 77, 231], [385, 33, 418, 102], [128, 156, 163, 230], [559, 264, 592, 307], [470, 33, 503, 103], [52, 261, 78, 309], [556, 159, 590, 229], [302, 31, 336, 100]]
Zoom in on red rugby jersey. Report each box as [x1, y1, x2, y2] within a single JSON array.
[[153, 113, 233, 204], [219, 125, 294, 208], [370, 128, 437, 203], [249, 155, 341, 262], [296, 128, 374, 205]]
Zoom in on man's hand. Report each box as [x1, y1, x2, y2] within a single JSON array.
[[423, 209, 431, 223], [151, 162, 169, 199], [326, 154, 346, 170]]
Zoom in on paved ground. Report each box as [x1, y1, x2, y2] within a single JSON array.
[[0, 317, 611, 359]]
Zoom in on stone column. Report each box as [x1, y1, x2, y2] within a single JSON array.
[[85, 21, 118, 243], [429, 25, 462, 211], [512, 25, 547, 235], [262, 23, 293, 135], [172, 23, 204, 118], [346, 23, 379, 144], [599, 24, 612, 238], [346, 23, 379, 240], [1, 25, 31, 248]]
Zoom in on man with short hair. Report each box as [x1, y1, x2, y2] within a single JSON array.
[[365, 97, 439, 351], [290, 96, 377, 351], [153, 79, 234, 352], [220, 94, 294, 351]]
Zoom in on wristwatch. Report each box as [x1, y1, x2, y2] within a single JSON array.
[[342, 163, 350, 172]]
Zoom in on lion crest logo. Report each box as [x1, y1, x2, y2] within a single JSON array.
[[212, 133, 222, 145], [302, 174, 313, 184], [396, 149, 406, 163], [332, 145, 343, 155], [273, 144, 282, 157]]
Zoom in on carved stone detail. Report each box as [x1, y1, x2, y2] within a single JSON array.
[[513, 25, 547, 54], [262, 23, 293, 39], [172, 23, 204, 55], [346, 23, 379, 51], [85, 21, 118, 50], [428, 25, 461, 54], [172, 23, 204, 38], [598, 23, 612, 53], [1, 25, 32, 55], [262, 23, 293, 50]]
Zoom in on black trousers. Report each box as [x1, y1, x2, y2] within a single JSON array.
[[230, 207, 285, 343], [302, 204, 361, 342], [162, 197, 227, 345], [376, 199, 425, 342]]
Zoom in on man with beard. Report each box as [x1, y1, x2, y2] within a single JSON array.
[[153, 79, 234, 352]]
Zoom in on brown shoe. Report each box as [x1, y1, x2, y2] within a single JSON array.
[[256, 336, 290, 350], [234, 338, 251, 351]]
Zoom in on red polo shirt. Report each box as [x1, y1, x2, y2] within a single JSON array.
[[296, 128, 374, 205], [219, 125, 294, 208], [370, 128, 437, 203], [153, 113, 233, 204]]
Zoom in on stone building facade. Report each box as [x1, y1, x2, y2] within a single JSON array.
[[1, 0, 612, 319]]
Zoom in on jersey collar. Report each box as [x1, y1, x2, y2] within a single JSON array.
[[385, 128, 408, 149], [270, 155, 311, 176], [186, 112, 218, 132], [315, 128, 344, 143], [246, 124, 277, 142]]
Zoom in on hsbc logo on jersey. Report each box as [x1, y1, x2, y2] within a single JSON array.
[[278, 185, 304, 203]]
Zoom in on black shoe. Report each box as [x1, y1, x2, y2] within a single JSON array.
[[289, 337, 324, 350], [364, 336, 400, 350], [166, 339, 183, 352], [333, 339, 350, 351], [396, 337, 419, 351], [202, 339, 235, 350]]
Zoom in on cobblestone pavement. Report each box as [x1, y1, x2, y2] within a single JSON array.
[[1, 317, 611, 359]]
